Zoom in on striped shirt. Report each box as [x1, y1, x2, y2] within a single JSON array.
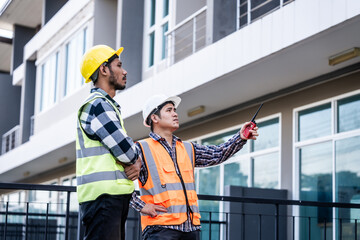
[[130, 131, 247, 236], [79, 88, 140, 164]]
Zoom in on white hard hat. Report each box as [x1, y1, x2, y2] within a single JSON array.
[[142, 94, 181, 127]]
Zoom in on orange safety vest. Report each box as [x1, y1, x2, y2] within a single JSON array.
[[138, 138, 201, 231]]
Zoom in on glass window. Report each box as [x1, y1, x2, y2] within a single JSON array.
[[40, 52, 59, 112], [162, 22, 168, 60], [149, 32, 155, 67], [64, 27, 87, 97], [150, 0, 156, 26], [163, 0, 169, 17], [336, 136, 360, 223], [298, 103, 331, 141], [299, 142, 333, 240], [224, 159, 249, 187], [253, 152, 279, 188], [253, 118, 279, 151], [300, 142, 333, 198], [337, 94, 360, 133]]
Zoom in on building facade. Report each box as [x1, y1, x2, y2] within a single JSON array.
[[0, 0, 360, 239]]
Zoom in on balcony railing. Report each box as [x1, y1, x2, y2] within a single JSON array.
[[237, 0, 295, 29], [165, 0, 296, 66], [1, 125, 20, 155], [166, 6, 207, 65], [1, 183, 360, 240]]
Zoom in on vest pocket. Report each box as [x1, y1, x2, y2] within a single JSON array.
[[160, 163, 178, 184]]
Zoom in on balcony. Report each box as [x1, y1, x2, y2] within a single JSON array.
[[165, 0, 295, 66], [1, 183, 360, 239], [1, 126, 20, 155]]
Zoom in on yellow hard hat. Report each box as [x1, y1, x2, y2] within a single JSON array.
[[80, 45, 124, 83]]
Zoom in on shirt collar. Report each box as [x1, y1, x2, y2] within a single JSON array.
[[149, 132, 182, 143], [91, 87, 120, 108]]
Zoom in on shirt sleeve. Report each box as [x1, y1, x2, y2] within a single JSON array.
[[130, 191, 146, 212], [80, 98, 140, 164], [136, 142, 148, 186], [193, 132, 247, 168]]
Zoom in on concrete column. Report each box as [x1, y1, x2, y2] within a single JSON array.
[[120, 0, 144, 87], [212, 0, 237, 43], [43, 0, 68, 25], [12, 25, 35, 71], [0, 73, 21, 153], [19, 60, 36, 144]]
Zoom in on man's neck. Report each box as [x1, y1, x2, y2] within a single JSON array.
[[154, 129, 174, 146], [94, 83, 115, 98]]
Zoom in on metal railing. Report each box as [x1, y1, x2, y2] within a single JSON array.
[[166, 6, 207, 65], [1, 183, 360, 240], [1, 125, 20, 155], [237, 0, 295, 29]]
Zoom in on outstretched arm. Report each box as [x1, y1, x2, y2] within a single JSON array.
[[193, 122, 258, 168]]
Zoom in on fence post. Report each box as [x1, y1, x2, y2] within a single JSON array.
[[45, 203, 49, 240], [258, 214, 262, 240], [65, 191, 71, 240], [324, 218, 326, 240], [4, 202, 8, 240], [275, 204, 279, 240], [209, 212, 212, 240], [308, 217, 311, 240], [26, 202, 29, 240]]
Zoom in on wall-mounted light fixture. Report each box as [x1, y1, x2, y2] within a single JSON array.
[[187, 105, 205, 117], [329, 47, 360, 66]]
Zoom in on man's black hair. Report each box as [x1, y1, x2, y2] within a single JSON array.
[[146, 101, 175, 132], [90, 54, 118, 84]]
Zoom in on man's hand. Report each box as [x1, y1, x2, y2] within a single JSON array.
[[140, 203, 168, 218], [240, 122, 259, 140], [118, 157, 141, 181]]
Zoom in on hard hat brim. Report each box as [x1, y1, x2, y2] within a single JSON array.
[[84, 47, 124, 83]]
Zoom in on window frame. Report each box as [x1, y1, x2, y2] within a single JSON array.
[[35, 22, 90, 115], [293, 89, 360, 238], [143, 0, 172, 73], [193, 112, 282, 194]]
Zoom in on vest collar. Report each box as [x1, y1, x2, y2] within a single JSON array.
[[149, 132, 182, 143], [91, 87, 121, 109]]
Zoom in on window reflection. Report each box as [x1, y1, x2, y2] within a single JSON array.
[[224, 160, 249, 187], [40, 52, 59, 112], [298, 103, 331, 141], [64, 28, 87, 96], [253, 152, 279, 188], [336, 136, 360, 225], [253, 118, 279, 151], [337, 94, 360, 133], [299, 142, 332, 240]]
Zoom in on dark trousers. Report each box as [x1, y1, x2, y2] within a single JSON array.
[[80, 194, 132, 240], [145, 228, 200, 240]]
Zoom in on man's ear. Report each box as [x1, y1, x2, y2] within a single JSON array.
[[151, 114, 159, 124], [99, 64, 107, 76]]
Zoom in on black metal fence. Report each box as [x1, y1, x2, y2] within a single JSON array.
[[1, 183, 360, 240]]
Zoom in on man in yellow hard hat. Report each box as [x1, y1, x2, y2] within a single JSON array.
[[76, 45, 144, 239]]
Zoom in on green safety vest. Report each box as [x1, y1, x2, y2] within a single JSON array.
[[76, 92, 134, 203]]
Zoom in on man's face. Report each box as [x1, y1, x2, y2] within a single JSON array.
[[108, 58, 127, 90], [157, 103, 179, 131]]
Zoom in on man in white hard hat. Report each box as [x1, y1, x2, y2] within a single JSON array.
[[77, 45, 144, 240], [131, 94, 259, 240]]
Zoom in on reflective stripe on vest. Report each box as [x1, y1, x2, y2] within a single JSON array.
[[138, 139, 200, 230], [76, 92, 134, 203]]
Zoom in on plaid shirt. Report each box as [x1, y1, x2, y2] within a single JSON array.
[[78, 88, 140, 164], [130, 131, 247, 236]]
